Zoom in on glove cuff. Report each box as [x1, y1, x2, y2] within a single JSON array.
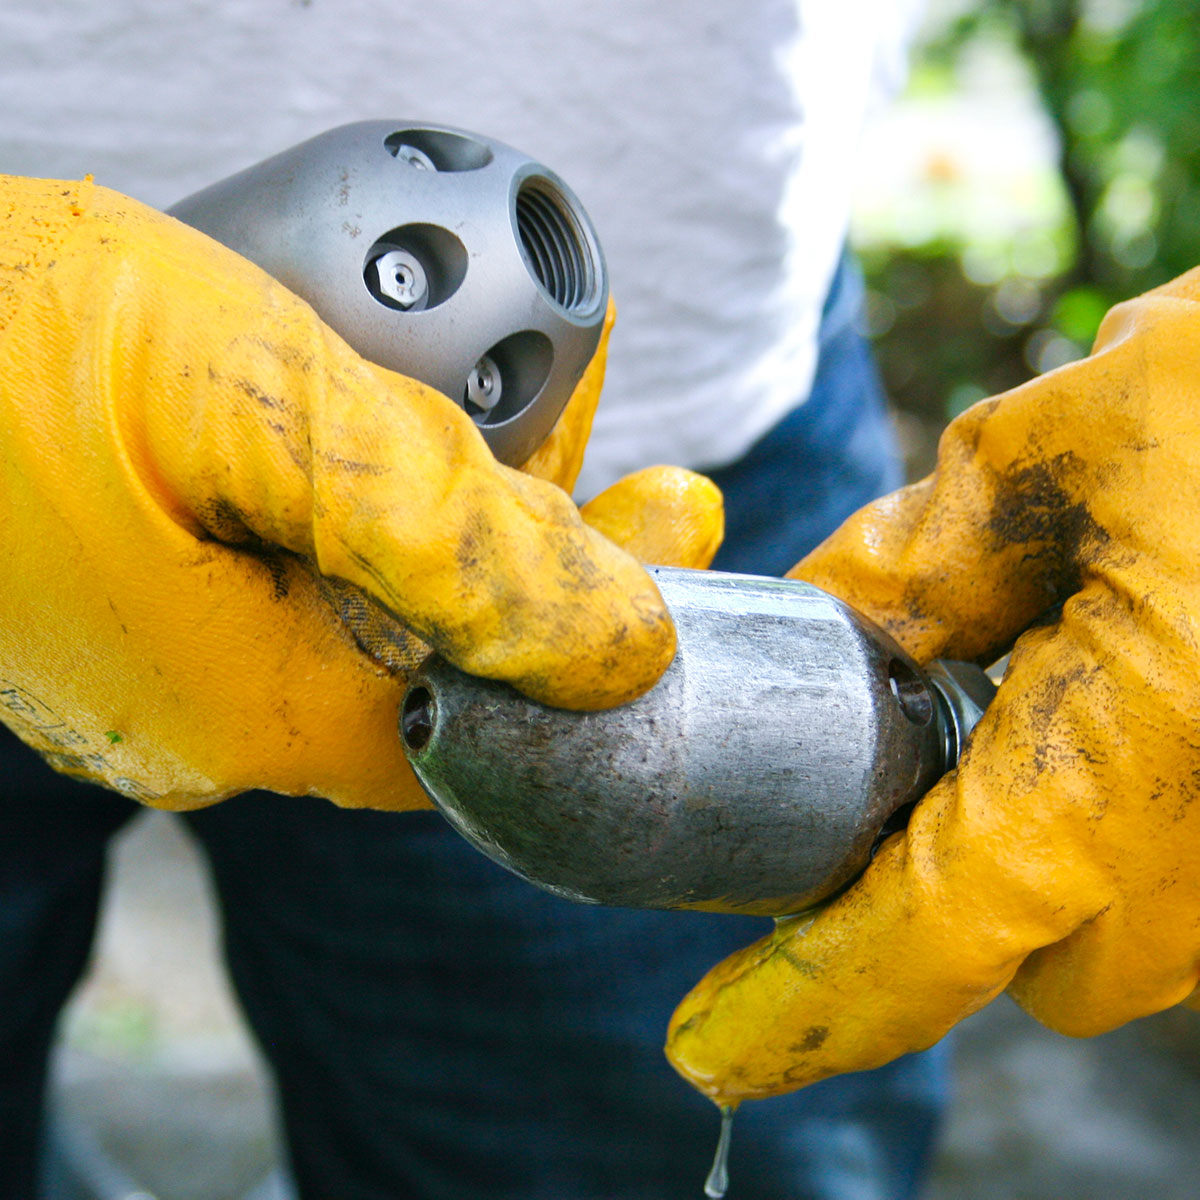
[[0, 174, 95, 339]]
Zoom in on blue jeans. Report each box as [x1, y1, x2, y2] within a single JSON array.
[[0, 257, 945, 1200]]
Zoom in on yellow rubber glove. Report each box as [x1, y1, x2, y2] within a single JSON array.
[[667, 268, 1200, 1103], [0, 175, 722, 810]]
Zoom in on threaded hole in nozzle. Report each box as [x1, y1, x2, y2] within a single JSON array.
[[515, 177, 599, 314], [401, 686, 435, 751]]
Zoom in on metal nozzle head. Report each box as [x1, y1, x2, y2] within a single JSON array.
[[168, 120, 609, 466]]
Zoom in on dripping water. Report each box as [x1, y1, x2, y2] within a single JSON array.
[[703, 1104, 736, 1198]]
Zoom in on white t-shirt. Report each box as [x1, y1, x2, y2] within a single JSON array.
[[0, 0, 917, 497]]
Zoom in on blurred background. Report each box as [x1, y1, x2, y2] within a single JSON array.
[[48, 1, 1200, 1197], [857, 0, 1200, 477]]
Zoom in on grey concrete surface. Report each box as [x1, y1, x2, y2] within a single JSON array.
[[926, 1000, 1200, 1200], [49, 812, 285, 1200], [49, 810, 1200, 1199]]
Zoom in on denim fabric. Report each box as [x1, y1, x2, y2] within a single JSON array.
[[0, 255, 947, 1200]]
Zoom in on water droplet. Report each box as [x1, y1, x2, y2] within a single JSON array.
[[703, 1104, 736, 1198]]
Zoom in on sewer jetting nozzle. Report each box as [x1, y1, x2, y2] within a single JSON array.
[[401, 566, 995, 917]]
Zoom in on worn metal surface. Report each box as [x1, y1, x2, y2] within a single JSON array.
[[170, 120, 608, 465], [402, 567, 994, 915]]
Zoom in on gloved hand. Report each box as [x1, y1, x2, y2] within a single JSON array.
[[666, 268, 1200, 1103], [0, 175, 722, 810]]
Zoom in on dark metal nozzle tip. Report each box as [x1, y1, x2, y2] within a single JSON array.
[[401, 685, 435, 752]]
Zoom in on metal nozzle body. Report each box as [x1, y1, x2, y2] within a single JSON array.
[[402, 567, 994, 916]]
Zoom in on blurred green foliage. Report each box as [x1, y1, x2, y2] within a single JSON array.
[[863, 0, 1200, 476]]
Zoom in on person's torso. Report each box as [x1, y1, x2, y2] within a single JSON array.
[[0, 0, 916, 493]]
